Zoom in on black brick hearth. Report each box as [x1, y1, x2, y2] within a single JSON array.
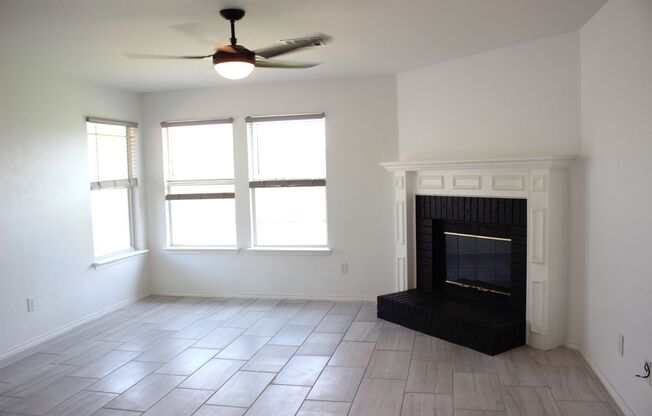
[[377, 290, 525, 355], [378, 196, 527, 355]]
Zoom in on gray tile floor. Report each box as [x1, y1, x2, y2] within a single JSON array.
[[0, 296, 623, 416]]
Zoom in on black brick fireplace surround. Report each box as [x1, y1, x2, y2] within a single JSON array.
[[378, 196, 527, 355]]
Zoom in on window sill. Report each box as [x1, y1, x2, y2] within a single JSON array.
[[92, 249, 149, 269], [246, 247, 332, 256], [164, 247, 240, 254]]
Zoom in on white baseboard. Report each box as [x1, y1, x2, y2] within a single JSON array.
[[149, 290, 377, 303], [564, 340, 580, 350], [0, 290, 150, 362], [581, 353, 635, 416]]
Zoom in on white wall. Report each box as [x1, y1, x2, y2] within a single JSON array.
[[397, 31, 581, 160], [0, 61, 149, 357], [142, 77, 397, 300], [580, 0, 652, 414]]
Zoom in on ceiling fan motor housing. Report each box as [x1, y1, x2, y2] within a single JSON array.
[[213, 46, 255, 66]]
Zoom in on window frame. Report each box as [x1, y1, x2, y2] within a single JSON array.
[[161, 118, 237, 248], [246, 113, 329, 249], [86, 117, 139, 260]]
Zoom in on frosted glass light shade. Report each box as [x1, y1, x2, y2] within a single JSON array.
[[214, 61, 255, 80]]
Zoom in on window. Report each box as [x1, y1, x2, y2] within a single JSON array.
[[87, 118, 138, 258], [162, 119, 236, 247], [246, 113, 327, 247]]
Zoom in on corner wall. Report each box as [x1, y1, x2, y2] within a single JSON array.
[[580, 0, 652, 414], [397, 31, 581, 161], [142, 76, 397, 300], [396, 31, 584, 345], [0, 61, 149, 357]]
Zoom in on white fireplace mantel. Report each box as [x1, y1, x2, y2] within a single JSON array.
[[382, 155, 576, 350]]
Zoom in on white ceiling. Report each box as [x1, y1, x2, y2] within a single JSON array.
[[0, 0, 606, 92]]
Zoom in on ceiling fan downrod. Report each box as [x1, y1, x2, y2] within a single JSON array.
[[219, 8, 246, 46]]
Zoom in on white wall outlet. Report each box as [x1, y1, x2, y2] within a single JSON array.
[[26, 297, 35, 312], [617, 332, 625, 357], [339, 262, 349, 275]]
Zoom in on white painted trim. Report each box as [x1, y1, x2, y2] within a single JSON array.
[[529, 280, 545, 335], [150, 290, 375, 302], [531, 174, 547, 192], [0, 291, 150, 362], [92, 249, 149, 269], [564, 341, 581, 350], [491, 175, 525, 191], [417, 174, 444, 189], [381, 155, 576, 171], [581, 353, 634, 416], [245, 247, 332, 255], [396, 202, 405, 244], [164, 247, 240, 254], [530, 208, 547, 264], [452, 175, 482, 190]]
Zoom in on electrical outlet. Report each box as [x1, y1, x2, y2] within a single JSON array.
[[340, 262, 349, 275], [618, 333, 625, 357], [26, 297, 35, 312]]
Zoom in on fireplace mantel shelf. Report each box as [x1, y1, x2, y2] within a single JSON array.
[[381, 155, 576, 172]]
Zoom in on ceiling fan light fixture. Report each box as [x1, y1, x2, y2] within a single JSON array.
[[214, 61, 254, 79], [212, 47, 255, 80]]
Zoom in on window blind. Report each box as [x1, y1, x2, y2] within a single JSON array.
[[162, 120, 235, 201], [161, 118, 234, 128], [244, 113, 324, 123], [87, 117, 138, 191], [249, 179, 326, 188]]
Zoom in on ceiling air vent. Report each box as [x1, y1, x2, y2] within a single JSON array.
[[280, 35, 329, 47]]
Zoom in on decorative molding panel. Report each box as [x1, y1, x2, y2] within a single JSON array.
[[397, 256, 407, 291], [452, 175, 481, 190], [531, 208, 546, 264], [396, 201, 405, 245], [395, 175, 405, 190], [531, 175, 547, 192], [530, 280, 545, 335], [417, 175, 444, 189], [381, 155, 576, 171], [491, 175, 525, 191]]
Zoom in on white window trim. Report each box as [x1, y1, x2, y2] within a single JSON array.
[[92, 249, 149, 269], [246, 115, 329, 249], [87, 118, 141, 261], [246, 247, 332, 256], [162, 120, 237, 248], [164, 246, 240, 254]]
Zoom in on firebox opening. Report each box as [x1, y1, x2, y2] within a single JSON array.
[[444, 231, 512, 297]]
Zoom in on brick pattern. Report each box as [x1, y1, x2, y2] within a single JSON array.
[[377, 290, 525, 355], [379, 196, 528, 355]]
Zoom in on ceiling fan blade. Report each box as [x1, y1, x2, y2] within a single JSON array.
[[255, 59, 319, 68], [254, 33, 332, 59], [172, 22, 222, 49], [125, 53, 212, 60]]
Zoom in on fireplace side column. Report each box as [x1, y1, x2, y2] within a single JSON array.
[[392, 171, 409, 291]]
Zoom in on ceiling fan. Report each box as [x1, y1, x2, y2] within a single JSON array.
[[126, 8, 332, 80]]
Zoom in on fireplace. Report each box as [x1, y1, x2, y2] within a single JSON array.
[[379, 156, 575, 353], [418, 196, 527, 316], [378, 195, 527, 355]]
